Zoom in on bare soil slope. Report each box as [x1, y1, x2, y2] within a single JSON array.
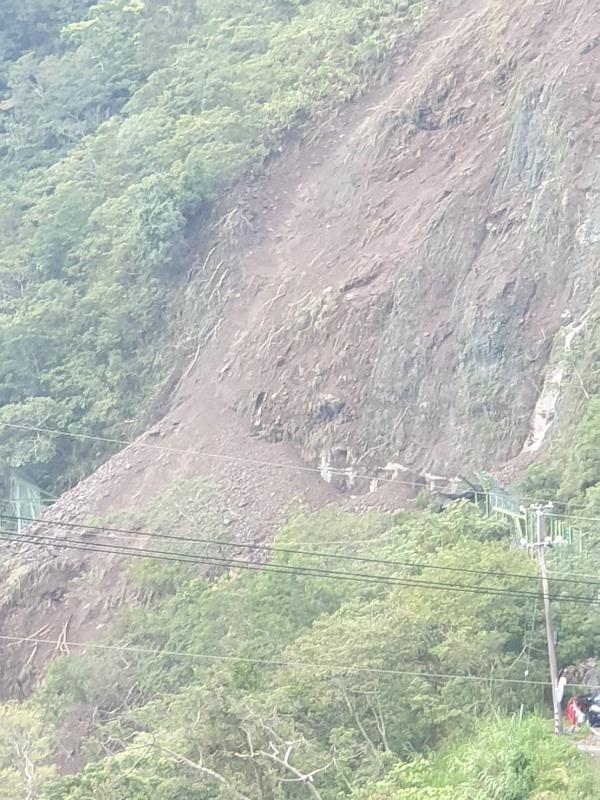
[[2, 0, 600, 697]]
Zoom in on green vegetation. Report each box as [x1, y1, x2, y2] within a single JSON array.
[[2, 504, 597, 798], [2, 3, 600, 797], [0, 703, 56, 799], [0, 0, 427, 490], [523, 314, 600, 510], [519, 395, 600, 515], [357, 717, 599, 799]]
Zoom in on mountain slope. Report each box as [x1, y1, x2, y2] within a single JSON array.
[[42, 0, 600, 485], [1, 0, 600, 708]]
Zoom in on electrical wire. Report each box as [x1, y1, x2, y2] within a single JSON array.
[[0, 421, 391, 483], [1, 432, 598, 696], [0, 528, 539, 598], [2, 632, 595, 690], [3, 426, 600, 590], [0, 421, 571, 506], [0, 633, 561, 687], [0, 498, 385, 549], [547, 511, 600, 525], [4, 501, 599, 589], [0, 420, 597, 513], [2, 527, 600, 605], [2, 511, 599, 591]]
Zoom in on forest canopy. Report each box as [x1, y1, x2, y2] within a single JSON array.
[[0, 0, 425, 490], [3, 503, 599, 799]]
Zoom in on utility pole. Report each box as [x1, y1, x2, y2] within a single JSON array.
[[533, 505, 562, 735]]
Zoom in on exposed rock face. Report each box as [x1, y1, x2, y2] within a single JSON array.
[[213, 0, 600, 477], [2, 0, 600, 698]]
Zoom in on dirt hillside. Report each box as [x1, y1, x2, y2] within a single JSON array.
[[1, 0, 600, 698]]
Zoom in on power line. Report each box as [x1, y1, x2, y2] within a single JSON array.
[[3, 425, 600, 590], [0, 421, 391, 484], [547, 510, 600, 526], [0, 421, 596, 513], [2, 529, 410, 589], [0, 528, 538, 599], [2, 632, 595, 690], [0, 421, 565, 504], [0, 498, 384, 549], [0, 530, 556, 602], [0, 634, 560, 688], [2, 528, 599, 605], [3, 512, 599, 591]]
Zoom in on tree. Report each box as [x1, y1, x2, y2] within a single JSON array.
[[35, 507, 562, 800], [0, 703, 56, 800], [0, 0, 426, 490]]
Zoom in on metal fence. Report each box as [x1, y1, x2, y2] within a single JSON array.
[[0, 472, 52, 535], [483, 490, 590, 555]]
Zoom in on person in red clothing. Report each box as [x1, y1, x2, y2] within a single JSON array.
[[566, 696, 586, 730], [558, 660, 599, 731]]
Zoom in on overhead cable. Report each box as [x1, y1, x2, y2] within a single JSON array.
[[2, 528, 599, 605], [2, 512, 598, 590]]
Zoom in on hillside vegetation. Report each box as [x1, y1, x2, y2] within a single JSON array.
[[2, 1, 600, 797], [0, 0, 425, 490], [2, 0, 600, 512], [2, 504, 599, 798]]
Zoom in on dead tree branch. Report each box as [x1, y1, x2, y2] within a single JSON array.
[[154, 743, 252, 800], [255, 743, 331, 800], [342, 687, 381, 760], [235, 727, 331, 800]]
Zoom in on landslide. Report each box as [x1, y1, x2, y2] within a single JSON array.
[[2, 0, 600, 698]]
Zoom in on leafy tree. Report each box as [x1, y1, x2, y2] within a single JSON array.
[[559, 396, 600, 500], [356, 717, 600, 800], [35, 505, 582, 800], [0, 0, 426, 490], [0, 702, 56, 799], [0, 1, 92, 71]]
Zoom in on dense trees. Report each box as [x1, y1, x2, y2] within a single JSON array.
[[358, 717, 598, 799], [0, 0, 426, 489], [0, 1, 92, 70], [3, 503, 597, 798], [0, 703, 56, 799]]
